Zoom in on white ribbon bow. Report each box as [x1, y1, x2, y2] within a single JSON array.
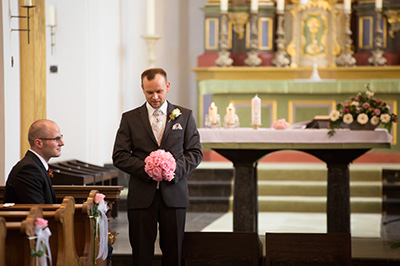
[[34, 226, 52, 266], [96, 200, 109, 260]]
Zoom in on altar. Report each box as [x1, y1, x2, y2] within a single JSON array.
[[198, 128, 392, 234]]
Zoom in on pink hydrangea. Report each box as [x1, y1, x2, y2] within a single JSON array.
[[145, 149, 176, 182]]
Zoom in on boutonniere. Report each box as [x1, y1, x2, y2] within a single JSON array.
[[48, 169, 54, 178], [169, 108, 182, 122]]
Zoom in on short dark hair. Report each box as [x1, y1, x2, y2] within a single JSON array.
[[141, 68, 167, 85]]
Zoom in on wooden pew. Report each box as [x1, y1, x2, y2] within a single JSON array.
[[265, 232, 352, 266], [183, 232, 263, 266], [1, 197, 80, 266], [1, 190, 111, 266], [0, 217, 6, 266], [3, 205, 42, 266], [0, 185, 124, 218]]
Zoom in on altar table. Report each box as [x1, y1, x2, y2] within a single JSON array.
[[198, 128, 392, 234]]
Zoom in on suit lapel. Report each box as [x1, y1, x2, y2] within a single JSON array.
[[138, 104, 159, 145], [161, 102, 175, 145]]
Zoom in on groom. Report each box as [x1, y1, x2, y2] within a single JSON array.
[[112, 68, 202, 266]]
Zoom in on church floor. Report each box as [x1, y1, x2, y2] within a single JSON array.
[[110, 211, 400, 262]]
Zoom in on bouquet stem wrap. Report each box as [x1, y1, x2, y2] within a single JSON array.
[[96, 200, 109, 260], [34, 226, 52, 266]]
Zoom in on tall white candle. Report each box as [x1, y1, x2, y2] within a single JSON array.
[[277, 0, 285, 11], [344, 0, 351, 12], [147, 0, 156, 35], [251, 0, 259, 12], [226, 103, 235, 124], [48, 5, 56, 26], [375, 0, 382, 9], [251, 95, 261, 126], [24, 0, 32, 6], [209, 102, 218, 123], [221, 0, 228, 12]]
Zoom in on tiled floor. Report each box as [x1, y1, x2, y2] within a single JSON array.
[[110, 211, 400, 260]]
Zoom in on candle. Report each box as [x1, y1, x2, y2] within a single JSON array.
[[251, 0, 259, 12], [375, 0, 382, 9], [209, 102, 218, 123], [24, 0, 32, 6], [344, 0, 351, 12], [251, 95, 261, 126], [147, 0, 155, 35], [220, 0, 228, 12], [226, 103, 235, 124], [48, 5, 56, 26], [277, 0, 285, 11]]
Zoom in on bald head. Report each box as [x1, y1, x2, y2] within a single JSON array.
[[28, 119, 58, 147]]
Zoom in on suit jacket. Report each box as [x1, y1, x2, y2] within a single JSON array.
[[112, 101, 203, 209], [3, 151, 57, 204]]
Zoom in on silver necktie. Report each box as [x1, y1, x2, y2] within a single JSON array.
[[152, 109, 163, 145]]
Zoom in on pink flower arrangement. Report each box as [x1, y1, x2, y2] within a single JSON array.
[[35, 218, 48, 229], [272, 118, 291, 130], [145, 149, 176, 182], [94, 193, 106, 204]]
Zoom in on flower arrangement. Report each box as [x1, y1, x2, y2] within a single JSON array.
[[328, 85, 398, 136], [144, 149, 176, 182], [169, 108, 181, 122], [90, 193, 109, 263], [272, 118, 291, 130], [31, 218, 52, 266]]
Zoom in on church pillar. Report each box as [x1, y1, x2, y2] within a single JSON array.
[[19, 0, 47, 156]]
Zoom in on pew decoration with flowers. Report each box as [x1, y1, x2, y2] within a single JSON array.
[[31, 218, 52, 266], [328, 85, 398, 136], [89, 193, 109, 263]]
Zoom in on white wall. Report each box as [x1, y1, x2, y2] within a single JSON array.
[[1, 0, 206, 181], [1, 0, 22, 181]]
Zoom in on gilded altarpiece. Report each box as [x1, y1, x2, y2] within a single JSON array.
[[286, 0, 341, 67]]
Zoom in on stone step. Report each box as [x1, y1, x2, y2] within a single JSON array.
[[188, 181, 232, 197], [257, 181, 382, 197], [227, 196, 382, 213]]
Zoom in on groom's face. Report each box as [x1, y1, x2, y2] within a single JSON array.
[[142, 74, 170, 109]]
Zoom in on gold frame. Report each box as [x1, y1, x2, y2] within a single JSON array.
[[205, 18, 219, 50], [359, 16, 373, 49], [288, 100, 336, 124]]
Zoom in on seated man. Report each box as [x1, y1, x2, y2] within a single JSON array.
[[4, 119, 64, 204]]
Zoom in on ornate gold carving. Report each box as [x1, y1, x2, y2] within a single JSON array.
[[301, 13, 328, 58], [385, 10, 400, 38], [228, 12, 249, 39], [292, 0, 337, 11]]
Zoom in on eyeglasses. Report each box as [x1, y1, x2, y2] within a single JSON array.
[[39, 135, 63, 142]]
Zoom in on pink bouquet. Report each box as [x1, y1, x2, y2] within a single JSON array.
[[272, 118, 291, 130], [145, 149, 176, 182]]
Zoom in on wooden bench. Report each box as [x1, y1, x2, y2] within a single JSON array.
[[1, 190, 111, 266], [182, 232, 263, 266], [265, 233, 352, 266], [0, 217, 5, 266], [1, 197, 80, 266], [2, 205, 43, 265]]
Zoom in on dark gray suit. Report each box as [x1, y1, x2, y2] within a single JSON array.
[[4, 150, 57, 204], [112, 101, 202, 266]]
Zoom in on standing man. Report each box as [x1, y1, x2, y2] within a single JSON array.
[[112, 68, 202, 266], [4, 119, 64, 204]]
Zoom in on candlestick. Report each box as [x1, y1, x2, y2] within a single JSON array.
[[209, 102, 218, 123], [375, 0, 382, 9], [147, 0, 155, 35], [226, 103, 235, 124], [277, 0, 285, 11], [48, 5, 56, 26], [221, 0, 228, 12], [251, 0, 258, 12], [24, 0, 32, 6], [251, 95, 261, 128], [344, 0, 351, 12]]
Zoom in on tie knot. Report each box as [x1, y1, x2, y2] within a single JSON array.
[[153, 110, 162, 117]]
